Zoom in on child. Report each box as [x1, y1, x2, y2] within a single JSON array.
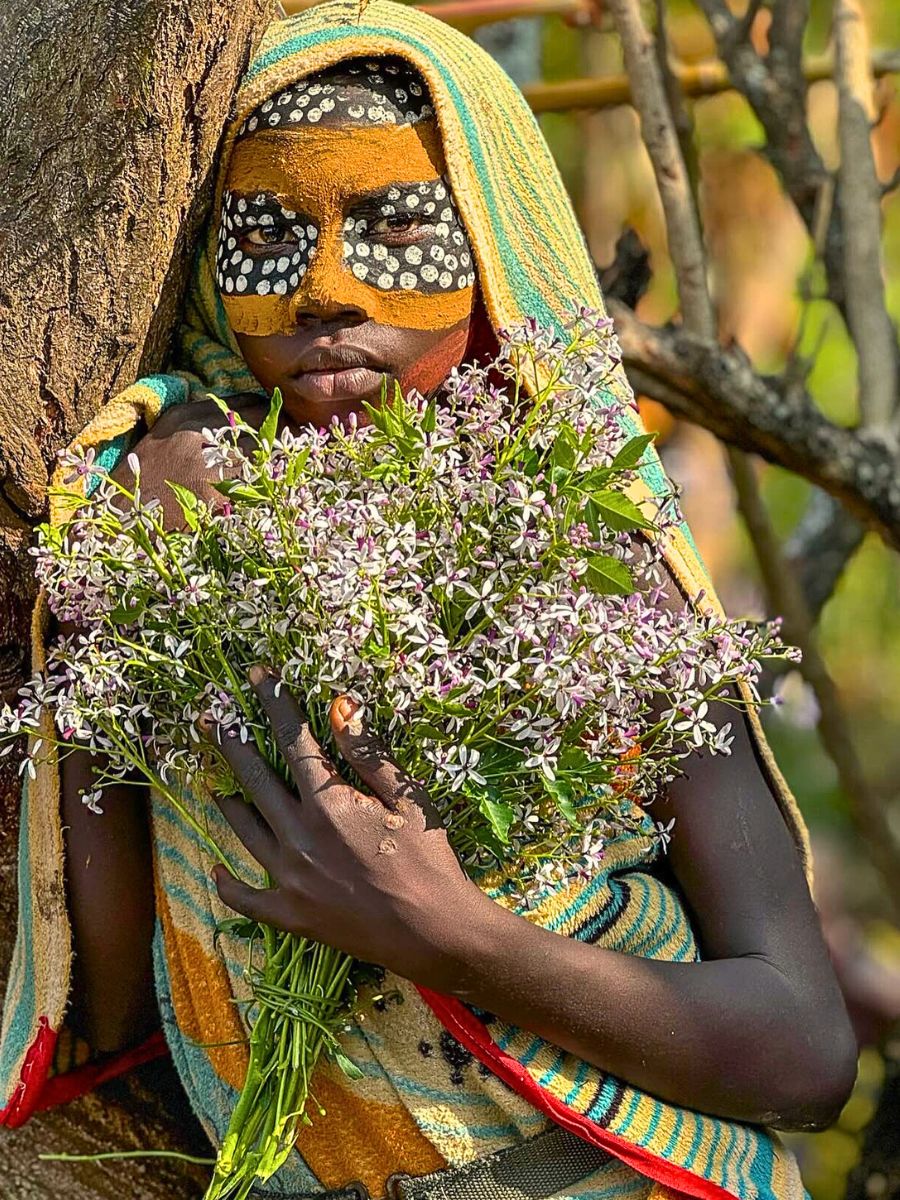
[[1, 3, 855, 1197]]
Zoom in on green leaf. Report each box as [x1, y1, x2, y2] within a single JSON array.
[[207, 392, 235, 422], [285, 447, 310, 487], [421, 399, 438, 434], [545, 777, 580, 828], [165, 481, 202, 532], [585, 554, 634, 596], [212, 480, 268, 505], [333, 1051, 364, 1081], [213, 915, 259, 951], [477, 792, 515, 845], [589, 489, 654, 532], [577, 467, 614, 491], [520, 448, 540, 478], [558, 746, 591, 772], [551, 427, 578, 470], [610, 433, 656, 473], [108, 595, 148, 625], [258, 388, 283, 452]]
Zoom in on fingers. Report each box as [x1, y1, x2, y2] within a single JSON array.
[[215, 792, 279, 873], [248, 666, 339, 802], [212, 865, 284, 926], [330, 696, 439, 827], [198, 713, 297, 844]]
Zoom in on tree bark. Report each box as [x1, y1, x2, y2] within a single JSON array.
[[0, 0, 272, 1192]]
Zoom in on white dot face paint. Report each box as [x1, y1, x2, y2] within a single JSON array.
[[338, 176, 474, 296], [216, 190, 317, 298], [219, 60, 476, 305]]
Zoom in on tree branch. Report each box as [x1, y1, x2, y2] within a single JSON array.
[[727, 450, 900, 921], [612, 302, 900, 551], [607, 0, 715, 340], [834, 0, 899, 438]]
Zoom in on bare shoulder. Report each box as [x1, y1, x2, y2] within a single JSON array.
[[109, 391, 267, 530]]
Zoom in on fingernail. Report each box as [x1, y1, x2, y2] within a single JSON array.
[[197, 711, 215, 734], [333, 695, 361, 732], [248, 664, 268, 687]]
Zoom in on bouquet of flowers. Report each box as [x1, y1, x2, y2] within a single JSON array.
[[2, 311, 797, 1198]]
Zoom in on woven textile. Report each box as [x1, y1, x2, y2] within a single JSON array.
[[1, 4, 809, 1198]]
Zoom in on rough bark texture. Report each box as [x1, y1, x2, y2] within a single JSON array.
[[0, 0, 271, 1192]]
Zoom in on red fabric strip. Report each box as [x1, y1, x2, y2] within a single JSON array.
[[0, 1020, 169, 1127], [0, 1016, 58, 1128], [417, 987, 736, 1200], [34, 1029, 170, 1113]]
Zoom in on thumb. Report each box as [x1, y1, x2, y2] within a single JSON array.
[[330, 696, 440, 828]]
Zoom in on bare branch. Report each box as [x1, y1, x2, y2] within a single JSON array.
[[727, 449, 900, 921], [784, 491, 865, 621], [607, 0, 715, 340], [520, 49, 900, 114], [611, 302, 900, 552], [834, 0, 899, 438]]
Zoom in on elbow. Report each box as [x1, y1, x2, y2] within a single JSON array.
[[762, 1013, 858, 1132]]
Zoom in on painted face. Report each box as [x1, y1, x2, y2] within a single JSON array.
[[218, 119, 475, 337]]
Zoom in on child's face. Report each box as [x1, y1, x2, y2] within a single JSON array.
[[219, 79, 476, 429]]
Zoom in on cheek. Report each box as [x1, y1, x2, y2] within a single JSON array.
[[398, 319, 471, 397]]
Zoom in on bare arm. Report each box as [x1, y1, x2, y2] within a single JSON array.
[[62, 743, 157, 1053]]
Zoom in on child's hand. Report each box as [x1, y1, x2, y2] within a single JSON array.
[[199, 667, 486, 988]]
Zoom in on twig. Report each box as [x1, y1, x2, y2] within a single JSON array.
[[606, 0, 715, 340], [727, 450, 900, 920], [522, 49, 900, 113], [612, 303, 900, 552], [834, 0, 899, 438]]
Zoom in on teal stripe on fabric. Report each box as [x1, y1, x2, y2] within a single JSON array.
[[585, 1074, 624, 1124], [414, 1115, 544, 1140], [683, 1111, 706, 1171], [718, 1120, 740, 1195], [628, 877, 671, 958], [538, 1048, 567, 1088], [567, 1181, 651, 1200], [612, 1090, 643, 1137], [564, 1056, 591, 1106], [634, 1098, 662, 1147], [545, 870, 610, 935], [615, 874, 651, 956], [697, 1118, 723, 1181], [518, 1036, 544, 1069], [659, 1107, 684, 1163], [747, 1124, 777, 1194], [0, 777, 38, 1081]]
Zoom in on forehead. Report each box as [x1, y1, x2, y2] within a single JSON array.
[[224, 121, 446, 209]]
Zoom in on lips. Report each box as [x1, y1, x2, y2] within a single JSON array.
[[288, 343, 388, 404], [290, 344, 386, 374]]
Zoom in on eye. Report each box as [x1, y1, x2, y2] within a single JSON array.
[[370, 212, 432, 238], [243, 223, 296, 249]]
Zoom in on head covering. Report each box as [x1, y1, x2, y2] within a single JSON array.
[[2, 5, 809, 1199]]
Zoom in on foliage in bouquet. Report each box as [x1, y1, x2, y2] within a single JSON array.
[[1, 309, 799, 1195]]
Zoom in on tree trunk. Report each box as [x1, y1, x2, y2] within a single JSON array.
[[0, 0, 272, 1192]]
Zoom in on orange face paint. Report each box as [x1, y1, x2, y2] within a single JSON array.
[[218, 121, 475, 338]]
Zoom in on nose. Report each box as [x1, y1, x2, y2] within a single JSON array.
[[288, 223, 368, 327], [290, 294, 368, 327]]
